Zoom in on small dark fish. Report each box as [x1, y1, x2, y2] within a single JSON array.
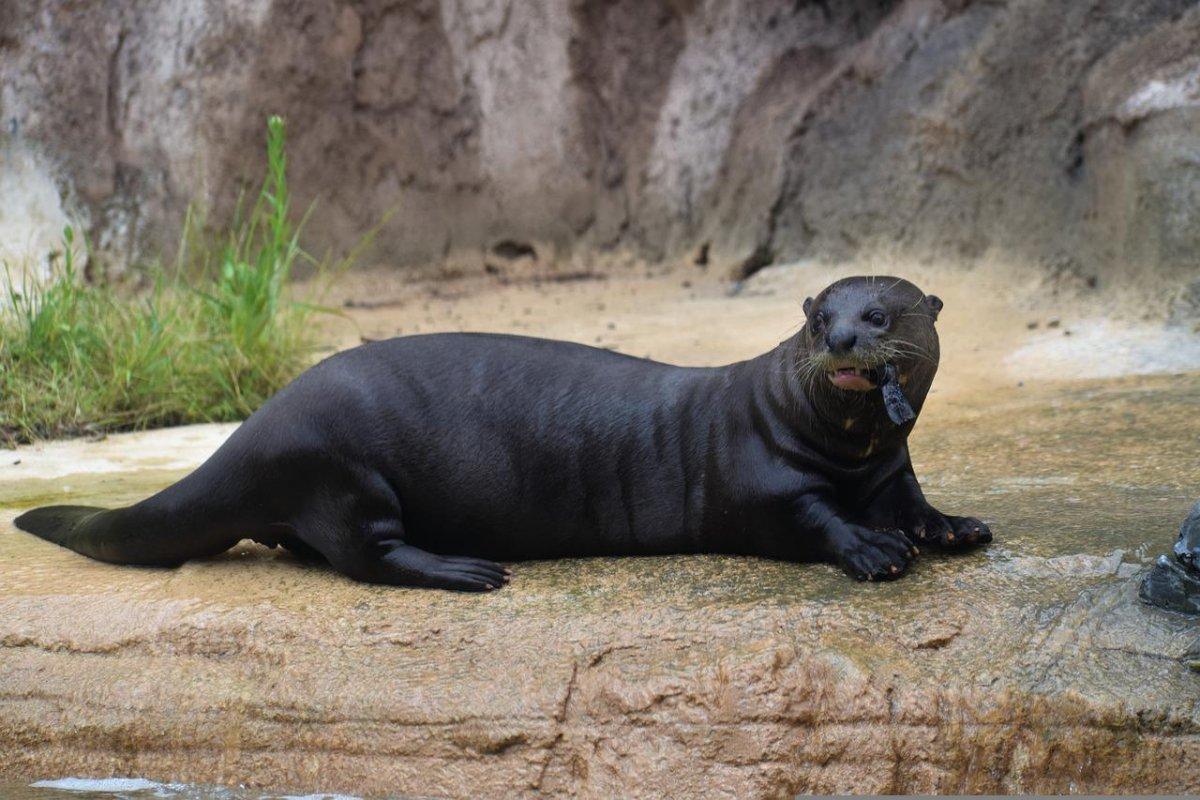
[[879, 363, 916, 426]]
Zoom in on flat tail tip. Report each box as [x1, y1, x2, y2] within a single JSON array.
[[13, 505, 103, 544]]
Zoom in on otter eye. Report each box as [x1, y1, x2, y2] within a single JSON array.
[[865, 310, 888, 327], [811, 313, 826, 333]]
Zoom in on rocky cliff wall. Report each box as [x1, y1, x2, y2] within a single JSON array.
[[2, 0, 1199, 296]]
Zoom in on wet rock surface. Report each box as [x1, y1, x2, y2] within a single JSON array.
[[1, 269, 1199, 797]]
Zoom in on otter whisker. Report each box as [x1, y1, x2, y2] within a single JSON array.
[[879, 336, 937, 362], [885, 346, 937, 366], [878, 340, 931, 358], [879, 350, 937, 368]]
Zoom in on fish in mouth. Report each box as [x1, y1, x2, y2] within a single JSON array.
[[826, 363, 917, 425], [802, 276, 941, 427]]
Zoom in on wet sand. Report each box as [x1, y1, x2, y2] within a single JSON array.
[[2, 262, 1199, 797]]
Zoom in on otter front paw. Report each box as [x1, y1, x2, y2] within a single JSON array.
[[831, 525, 917, 581], [905, 508, 992, 550]]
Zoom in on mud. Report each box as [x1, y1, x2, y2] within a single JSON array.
[[2, 263, 1199, 797]]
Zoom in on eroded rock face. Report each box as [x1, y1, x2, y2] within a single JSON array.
[[3, 0, 1200, 296]]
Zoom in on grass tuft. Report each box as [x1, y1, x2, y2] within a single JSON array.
[[0, 116, 336, 445]]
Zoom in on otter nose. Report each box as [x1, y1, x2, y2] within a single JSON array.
[[826, 328, 857, 354]]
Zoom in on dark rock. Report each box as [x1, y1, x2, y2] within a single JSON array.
[[1140, 501, 1200, 615], [1173, 500, 1200, 571], [1140, 555, 1200, 615]]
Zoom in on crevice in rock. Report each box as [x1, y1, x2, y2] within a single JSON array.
[[492, 239, 537, 260], [105, 30, 127, 148], [733, 242, 775, 281]]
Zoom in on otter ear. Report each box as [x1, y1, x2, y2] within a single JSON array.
[[925, 294, 943, 321], [803, 297, 813, 316]]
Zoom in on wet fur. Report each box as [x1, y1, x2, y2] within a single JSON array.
[[16, 276, 991, 589]]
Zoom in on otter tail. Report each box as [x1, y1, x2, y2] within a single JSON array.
[[14, 468, 253, 567]]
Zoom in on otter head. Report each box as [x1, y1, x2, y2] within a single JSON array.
[[801, 276, 942, 416]]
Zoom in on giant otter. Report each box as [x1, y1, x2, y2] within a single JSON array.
[[16, 276, 992, 590]]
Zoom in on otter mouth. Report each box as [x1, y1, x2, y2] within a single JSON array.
[[823, 361, 917, 425], [827, 365, 877, 392]]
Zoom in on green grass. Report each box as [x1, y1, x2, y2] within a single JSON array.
[[0, 116, 341, 445]]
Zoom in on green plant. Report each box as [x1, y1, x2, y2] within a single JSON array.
[[0, 116, 343, 445], [187, 114, 316, 418]]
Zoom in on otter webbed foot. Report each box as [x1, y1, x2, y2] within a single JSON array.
[[375, 543, 512, 591], [829, 524, 917, 581], [904, 507, 991, 550]]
